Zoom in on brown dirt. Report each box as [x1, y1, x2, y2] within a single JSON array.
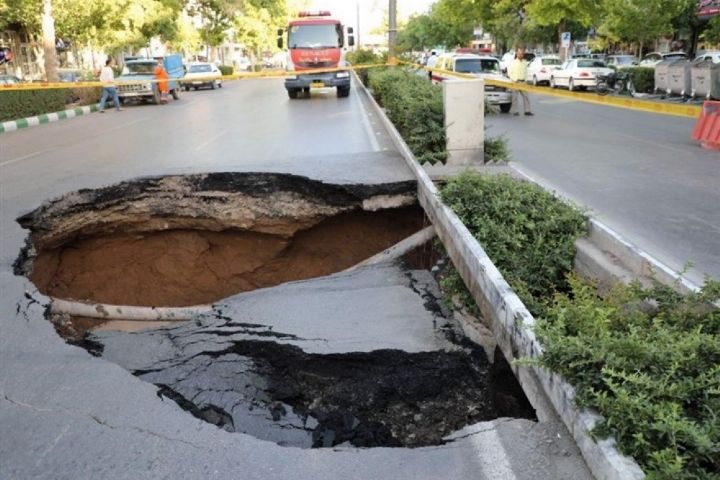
[[31, 206, 424, 307]]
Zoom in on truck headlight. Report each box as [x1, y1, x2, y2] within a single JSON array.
[[336, 71, 350, 78]]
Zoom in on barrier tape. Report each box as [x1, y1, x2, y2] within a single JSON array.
[[1, 59, 701, 119], [0, 63, 388, 91], [398, 60, 702, 119]]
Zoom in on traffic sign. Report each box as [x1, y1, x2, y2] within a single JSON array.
[[561, 32, 571, 48]]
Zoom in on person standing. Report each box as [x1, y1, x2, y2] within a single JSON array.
[[426, 51, 438, 81], [154, 62, 169, 104], [508, 49, 533, 116], [98, 58, 122, 113]]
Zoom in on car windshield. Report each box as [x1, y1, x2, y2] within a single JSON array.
[[542, 58, 561, 65], [578, 60, 607, 68], [189, 65, 212, 73], [614, 57, 635, 65], [665, 53, 686, 59], [126, 62, 157, 74], [288, 24, 342, 49], [455, 58, 500, 74]]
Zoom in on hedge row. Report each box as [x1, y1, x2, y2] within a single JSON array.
[[439, 172, 719, 479], [627, 67, 655, 94], [368, 68, 447, 165], [0, 87, 101, 122]]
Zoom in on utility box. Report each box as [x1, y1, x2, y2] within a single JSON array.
[[667, 60, 692, 96], [654, 59, 678, 94], [691, 59, 720, 100], [443, 78, 485, 166]]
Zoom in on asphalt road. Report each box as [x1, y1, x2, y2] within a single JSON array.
[[0, 80, 593, 479], [489, 94, 720, 284]]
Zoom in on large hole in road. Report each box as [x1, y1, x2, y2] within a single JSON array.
[[15, 173, 423, 308], [15, 172, 536, 449]]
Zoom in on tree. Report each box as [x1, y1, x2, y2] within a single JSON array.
[[601, 0, 678, 55], [525, 0, 602, 50], [42, 0, 59, 81]]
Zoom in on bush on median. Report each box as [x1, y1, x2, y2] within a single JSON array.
[[218, 65, 234, 76], [368, 68, 447, 165], [0, 89, 71, 122], [628, 67, 655, 94]]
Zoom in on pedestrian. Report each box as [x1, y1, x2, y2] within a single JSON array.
[[508, 49, 533, 116], [427, 50, 438, 81], [98, 58, 122, 113], [154, 62, 169, 104]]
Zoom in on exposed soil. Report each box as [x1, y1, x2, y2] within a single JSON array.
[[30, 206, 424, 307]]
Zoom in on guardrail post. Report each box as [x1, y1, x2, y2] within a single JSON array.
[[443, 78, 485, 165]]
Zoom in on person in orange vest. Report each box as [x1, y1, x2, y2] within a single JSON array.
[[154, 62, 169, 104]]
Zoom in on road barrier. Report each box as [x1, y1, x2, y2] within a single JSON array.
[[0, 60, 702, 120], [691, 100, 720, 149]]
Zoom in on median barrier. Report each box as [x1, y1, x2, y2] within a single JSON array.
[[691, 100, 720, 149]]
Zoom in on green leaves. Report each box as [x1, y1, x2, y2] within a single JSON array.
[[537, 279, 720, 479]]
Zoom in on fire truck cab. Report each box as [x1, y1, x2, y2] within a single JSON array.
[[277, 11, 355, 99]]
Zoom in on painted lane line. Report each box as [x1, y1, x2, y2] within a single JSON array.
[[195, 129, 228, 151], [351, 77, 381, 152], [469, 427, 519, 480], [0, 148, 54, 168]]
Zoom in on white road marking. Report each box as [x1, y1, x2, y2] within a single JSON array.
[[195, 129, 228, 151], [0, 148, 53, 167], [352, 81, 381, 152], [470, 427, 519, 480]]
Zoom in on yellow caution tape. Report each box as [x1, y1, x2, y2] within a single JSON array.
[[0, 63, 388, 91]]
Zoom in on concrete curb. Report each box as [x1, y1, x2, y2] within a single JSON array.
[[0, 103, 98, 134], [355, 72, 646, 480]]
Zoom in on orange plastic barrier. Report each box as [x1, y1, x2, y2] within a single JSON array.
[[691, 101, 720, 150]]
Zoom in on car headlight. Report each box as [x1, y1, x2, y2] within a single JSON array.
[[336, 71, 350, 78]]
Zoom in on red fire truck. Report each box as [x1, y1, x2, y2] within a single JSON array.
[[277, 11, 355, 99]]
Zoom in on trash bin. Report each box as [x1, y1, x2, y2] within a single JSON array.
[[691, 59, 720, 100], [654, 59, 677, 94], [667, 60, 692, 96]]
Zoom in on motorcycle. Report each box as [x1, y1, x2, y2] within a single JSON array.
[[596, 70, 632, 96]]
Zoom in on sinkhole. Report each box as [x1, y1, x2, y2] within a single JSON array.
[[15, 172, 536, 449]]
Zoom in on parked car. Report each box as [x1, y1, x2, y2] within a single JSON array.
[[0, 74, 21, 85], [57, 68, 87, 82], [606, 55, 639, 69], [183, 62, 223, 90], [525, 55, 562, 86], [639, 51, 687, 67], [549, 58, 613, 91], [694, 51, 720, 63], [237, 57, 252, 72], [432, 52, 513, 112]]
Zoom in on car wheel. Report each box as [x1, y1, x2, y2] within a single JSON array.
[[288, 88, 299, 99], [171, 88, 180, 100], [193, 86, 198, 91], [568, 78, 575, 91], [550, 77, 556, 88], [337, 86, 350, 98], [218, 81, 222, 88], [500, 103, 512, 113], [210, 81, 216, 90], [184, 85, 190, 92], [532, 75, 538, 87]]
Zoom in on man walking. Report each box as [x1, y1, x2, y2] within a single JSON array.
[[427, 51, 438, 81], [508, 49, 533, 116], [98, 58, 122, 113]]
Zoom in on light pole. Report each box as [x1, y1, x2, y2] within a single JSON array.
[[356, 0, 361, 50], [388, 0, 397, 61]]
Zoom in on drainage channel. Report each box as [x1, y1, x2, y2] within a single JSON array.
[[14, 172, 536, 450]]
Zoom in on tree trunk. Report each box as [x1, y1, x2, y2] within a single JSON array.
[[42, 0, 58, 82], [558, 20, 567, 60]]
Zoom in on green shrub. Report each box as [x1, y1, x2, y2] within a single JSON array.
[[439, 172, 587, 314], [218, 65, 234, 76], [628, 67, 655, 94], [484, 134, 510, 163], [0, 89, 71, 122], [368, 68, 447, 165], [69, 87, 102, 106], [536, 277, 720, 479], [346, 48, 385, 66]]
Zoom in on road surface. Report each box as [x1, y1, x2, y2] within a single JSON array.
[[0, 80, 592, 479], [489, 93, 720, 285]]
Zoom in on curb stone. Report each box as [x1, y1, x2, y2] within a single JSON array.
[[354, 71, 646, 480], [0, 103, 99, 134]]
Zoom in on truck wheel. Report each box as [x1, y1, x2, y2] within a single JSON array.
[[337, 86, 350, 98], [184, 85, 190, 92], [288, 88, 299, 99], [211, 81, 216, 90], [500, 103, 511, 113], [153, 89, 161, 105], [171, 88, 180, 100]]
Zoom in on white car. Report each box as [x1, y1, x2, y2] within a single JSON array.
[[525, 55, 562, 86], [695, 51, 720, 63], [237, 57, 252, 72], [606, 55, 638, 69], [500, 52, 515, 73], [183, 63, 222, 90], [432, 53, 513, 113], [639, 51, 687, 67], [549, 59, 613, 91]]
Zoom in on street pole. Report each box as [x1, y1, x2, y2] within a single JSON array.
[[356, 0, 361, 50], [388, 0, 397, 62]]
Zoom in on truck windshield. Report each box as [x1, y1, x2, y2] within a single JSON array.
[[126, 63, 157, 74], [455, 59, 500, 74], [289, 24, 342, 49]]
